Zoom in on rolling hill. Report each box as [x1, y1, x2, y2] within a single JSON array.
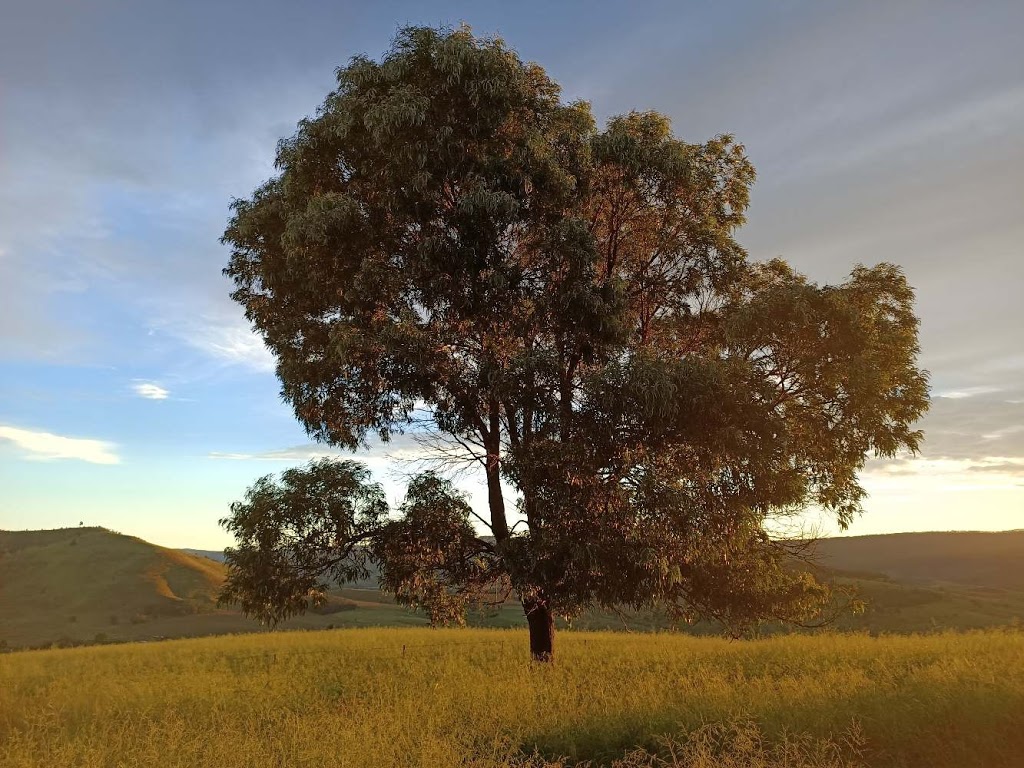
[[813, 530, 1024, 591], [2, 527, 1023, 649], [181, 548, 226, 563], [0, 527, 429, 649], [0, 527, 227, 648]]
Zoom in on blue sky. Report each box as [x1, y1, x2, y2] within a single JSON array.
[[1, 0, 1022, 548]]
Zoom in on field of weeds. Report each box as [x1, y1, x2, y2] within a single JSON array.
[[1, 628, 1021, 767]]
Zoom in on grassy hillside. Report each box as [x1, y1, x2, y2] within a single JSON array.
[[2, 628, 1022, 767], [4, 528, 1023, 649], [179, 547, 227, 562], [0, 527, 227, 648], [814, 530, 1024, 591], [185, 530, 1024, 589], [0, 528, 438, 649]]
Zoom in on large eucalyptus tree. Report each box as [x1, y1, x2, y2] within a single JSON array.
[[220, 26, 928, 660]]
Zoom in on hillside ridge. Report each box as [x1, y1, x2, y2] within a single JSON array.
[[0, 527, 228, 648], [3, 527, 1023, 649], [813, 529, 1024, 591]]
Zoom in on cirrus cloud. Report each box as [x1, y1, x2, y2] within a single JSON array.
[[149, 307, 276, 373]]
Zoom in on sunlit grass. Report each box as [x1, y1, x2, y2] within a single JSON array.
[[1, 628, 1021, 767]]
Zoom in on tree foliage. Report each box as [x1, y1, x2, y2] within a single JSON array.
[[220, 26, 929, 657], [219, 460, 387, 625]]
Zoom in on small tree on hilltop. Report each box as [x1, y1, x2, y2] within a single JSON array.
[[219, 26, 929, 661]]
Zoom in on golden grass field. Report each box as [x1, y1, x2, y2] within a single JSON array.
[[2, 627, 1022, 767]]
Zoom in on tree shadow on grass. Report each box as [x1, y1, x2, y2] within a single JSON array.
[[507, 681, 1024, 768]]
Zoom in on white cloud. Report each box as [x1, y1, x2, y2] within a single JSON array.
[[189, 317, 275, 371], [0, 425, 119, 464], [207, 445, 343, 462], [153, 309, 275, 373], [207, 433, 438, 463], [936, 386, 1002, 400], [132, 381, 169, 400], [982, 425, 1024, 443]]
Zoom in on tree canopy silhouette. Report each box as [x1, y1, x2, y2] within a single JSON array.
[[220, 25, 929, 660]]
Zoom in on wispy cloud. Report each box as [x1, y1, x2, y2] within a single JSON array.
[[914, 391, 1024, 463], [0, 425, 119, 464], [132, 381, 169, 400], [207, 433, 435, 463], [776, 84, 1024, 185], [936, 386, 1002, 400], [193, 319, 275, 372], [153, 309, 276, 373], [870, 456, 1024, 477], [965, 459, 1024, 475], [208, 445, 343, 462]]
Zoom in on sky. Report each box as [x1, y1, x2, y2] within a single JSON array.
[[1, 0, 1022, 548]]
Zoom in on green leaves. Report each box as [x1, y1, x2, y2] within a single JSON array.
[[376, 473, 503, 626], [221, 25, 929, 643], [220, 463, 504, 628], [219, 460, 388, 626], [721, 261, 930, 526]]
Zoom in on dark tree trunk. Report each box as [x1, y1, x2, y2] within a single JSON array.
[[484, 404, 509, 543], [485, 455, 508, 541], [523, 599, 555, 662]]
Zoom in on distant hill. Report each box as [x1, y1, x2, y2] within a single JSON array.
[[191, 531, 1024, 596], [3, 527, 1022, 649], [0, 527, 425, 649], [181, 548, 226, 563], [180, 546, 381, 588], [813, 530, 1024, 591], [795, 530, 1024, 634], [0, 527, 227, 648]]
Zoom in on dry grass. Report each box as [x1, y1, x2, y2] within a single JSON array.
[[0, 528, 225, 647], [1, 627, 1022, 767]]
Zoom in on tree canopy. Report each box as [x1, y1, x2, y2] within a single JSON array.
[[220, 25, 929, 660]]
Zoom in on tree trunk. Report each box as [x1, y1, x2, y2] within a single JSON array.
[[484, 405, 509, 543], [524, 599, 555, 662]]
